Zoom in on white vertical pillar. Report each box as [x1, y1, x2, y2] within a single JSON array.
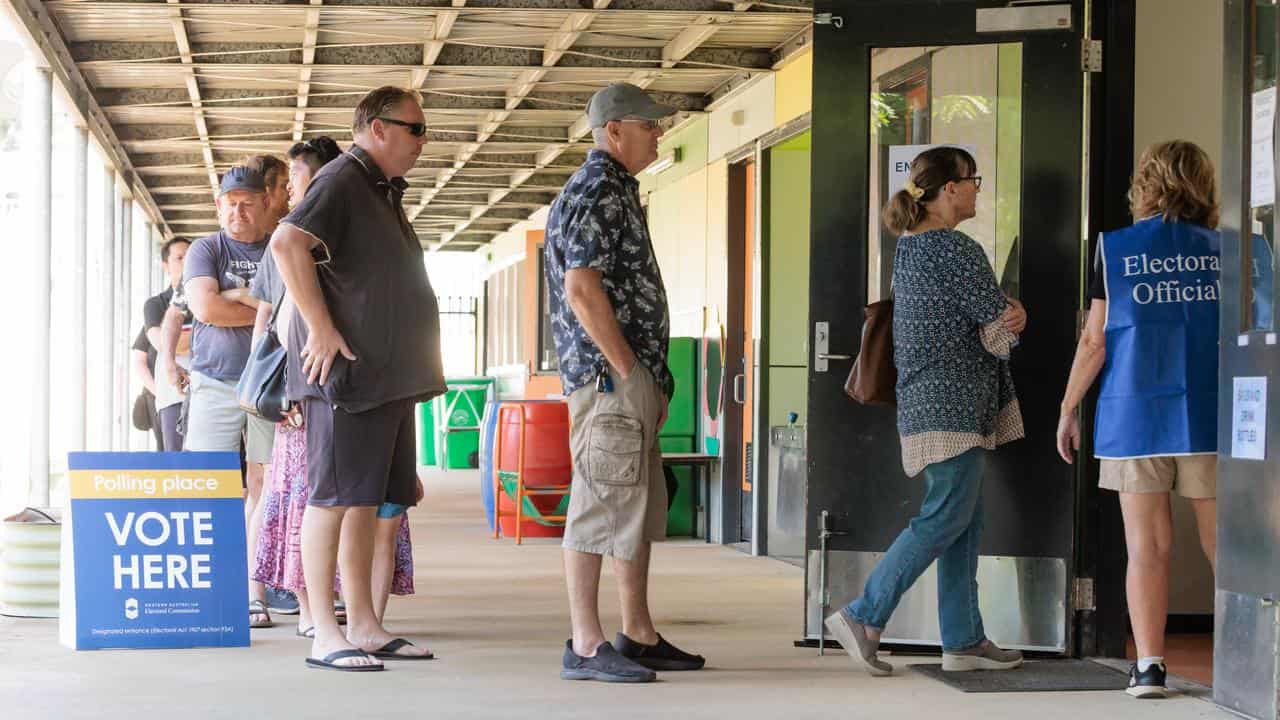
[[27, 67, 52, 507], [101, 169, 115, 450], [71, 126, 88, 453], [119, 196, 132, 450]]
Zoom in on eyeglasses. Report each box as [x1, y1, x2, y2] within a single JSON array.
[[375, 117, 428, 137], [959, 175, 983, 190], [619, 118, 660, 131]]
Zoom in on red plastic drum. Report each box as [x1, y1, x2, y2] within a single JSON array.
[[495, 401, 571, 538]]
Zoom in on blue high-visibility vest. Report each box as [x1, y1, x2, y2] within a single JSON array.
[[1094, 217, 1220, 459]]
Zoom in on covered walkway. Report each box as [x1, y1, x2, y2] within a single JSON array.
[[1, 469, 1225, 719]]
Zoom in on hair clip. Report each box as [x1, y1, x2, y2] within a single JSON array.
[[903, 180, 925, 200]]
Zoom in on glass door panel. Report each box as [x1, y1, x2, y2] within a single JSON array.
[[867, 43, 1023, 303]]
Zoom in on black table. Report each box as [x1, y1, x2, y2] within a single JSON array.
[[662, 453, 718, 542]]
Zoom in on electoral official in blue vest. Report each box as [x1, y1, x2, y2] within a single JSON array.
[[1055, 140, 1221, 699]]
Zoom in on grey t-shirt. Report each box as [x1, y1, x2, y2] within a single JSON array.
[[280, 145, 446, 413], [183, 230, 267, 381], [249, 247, 285, 307]]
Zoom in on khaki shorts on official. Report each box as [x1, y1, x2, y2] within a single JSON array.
[[563, 365, 668, 562], [1098, 454, 1217, 498]]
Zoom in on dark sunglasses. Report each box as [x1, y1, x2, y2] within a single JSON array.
[[375, 117, 428, 137], [958, 175, 983, 189]]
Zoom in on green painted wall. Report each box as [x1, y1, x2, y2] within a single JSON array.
[[639, 116, 710, 195], [766, 131, 811, 427]]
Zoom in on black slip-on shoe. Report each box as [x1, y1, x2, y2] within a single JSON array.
[[561, 640, 657, 683], [1127, 663, 1168, 699], [615, 632, 706, 671]]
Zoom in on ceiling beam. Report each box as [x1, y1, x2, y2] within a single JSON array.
[[543, 1, 612, 68], [662, 15, 727, 69], [165, 0, 219, 200], [407, 0, 619, 232], [48, 3, 805, 20], [292, 0, 322, 143], [437, 0, 759, 248], [409, 0, 462, 89]]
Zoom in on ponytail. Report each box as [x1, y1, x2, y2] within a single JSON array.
[[882, 189, 927, 235]]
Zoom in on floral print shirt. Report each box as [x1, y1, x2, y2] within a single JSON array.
[[544, 149, 673, 398]]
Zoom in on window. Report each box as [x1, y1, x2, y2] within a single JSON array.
[[484, 261, 522, 370], [1248, 0, 1278, 331], [535, 248, 558, 373]]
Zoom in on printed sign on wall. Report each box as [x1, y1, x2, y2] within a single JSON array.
[[1231, 377, 1268, 461], [887, 143, 979, 195], [60, 452, 249, 650]]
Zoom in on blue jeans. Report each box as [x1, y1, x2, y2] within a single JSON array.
[[845, 447, 986, 651]]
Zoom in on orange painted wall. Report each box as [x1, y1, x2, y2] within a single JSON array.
[[522, 229, 561, 398]]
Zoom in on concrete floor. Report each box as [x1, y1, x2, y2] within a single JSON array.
[[0, 469, 1233, 719]]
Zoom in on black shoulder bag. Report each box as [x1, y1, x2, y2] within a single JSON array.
[[236, 297, 289, 423]]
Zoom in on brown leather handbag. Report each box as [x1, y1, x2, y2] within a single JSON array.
[[844, 298, 896, 406]]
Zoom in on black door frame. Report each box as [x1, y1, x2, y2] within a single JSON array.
[[723, 157, 750, 546], [1077, 0, 1137, 659], [809, 0, 1089, 652]]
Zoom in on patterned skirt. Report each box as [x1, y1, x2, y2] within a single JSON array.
[[252, 423, 415, 595]]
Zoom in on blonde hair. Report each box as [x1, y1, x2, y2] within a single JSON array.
[[882, 146, 976, 235], [1129, 140, 1219, 229]]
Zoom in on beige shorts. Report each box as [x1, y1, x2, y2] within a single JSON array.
[[562, 365, 668, 561], [1098, 455, 1217, 498], [184, 371, 277, 465]]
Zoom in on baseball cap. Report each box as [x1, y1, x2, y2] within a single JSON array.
[[586, 83, 677, 129], [218, 166, 266, 197]]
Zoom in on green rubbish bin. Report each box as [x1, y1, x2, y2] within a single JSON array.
[[433, 377, 495, 470], [416, 402, 437, 466]]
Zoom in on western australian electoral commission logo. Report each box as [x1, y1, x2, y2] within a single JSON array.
[[125, 597, 139, 620]]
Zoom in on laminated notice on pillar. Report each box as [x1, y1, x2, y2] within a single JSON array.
[[59, 452, 248, 650], [1231, 377, 1268, 461], [1252, 87, 1275, 209]]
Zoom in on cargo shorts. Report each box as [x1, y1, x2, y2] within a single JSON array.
[[562, 364, 668, 562]]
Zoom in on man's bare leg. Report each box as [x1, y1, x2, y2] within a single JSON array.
[[301, 504, 378, 668], [371, 515, 400, 623], [615, 542, 658, 645], [345, 508, 431, 657], [565, 548, 606, 656]]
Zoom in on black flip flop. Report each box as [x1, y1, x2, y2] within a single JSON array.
[[305, 649, 384, 672], [369, 638, 434, 661]]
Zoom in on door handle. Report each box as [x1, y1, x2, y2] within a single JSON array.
[[732, 373, 746, 404], [816, 353, 852, 361]]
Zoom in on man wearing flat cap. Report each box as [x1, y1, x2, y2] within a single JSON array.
[[544, 82, 706, 683]]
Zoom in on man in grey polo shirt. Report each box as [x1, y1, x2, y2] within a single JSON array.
[[272, 86, 444, 672], [159, 164, 279, 629], [545, 83, 705, 683]]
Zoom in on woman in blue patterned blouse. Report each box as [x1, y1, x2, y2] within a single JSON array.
[[825, 146, 1028, 676]]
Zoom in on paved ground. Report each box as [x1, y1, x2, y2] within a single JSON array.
[[0, 469, 1232, 719]]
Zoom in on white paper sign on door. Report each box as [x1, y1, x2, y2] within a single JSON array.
[[887, 144, 979, 195], [1252, 87, 1275, 209], [1231, 376, 1268, 460]]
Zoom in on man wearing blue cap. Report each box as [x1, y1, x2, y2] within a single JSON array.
[[544, 82, 705, 683], [161, 163, 279, 628]]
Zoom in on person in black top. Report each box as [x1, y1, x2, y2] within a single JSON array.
[[273, 86, 443, 671], [131, 238, 191, 450]]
